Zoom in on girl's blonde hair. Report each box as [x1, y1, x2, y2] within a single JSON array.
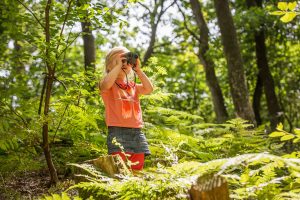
[[105, 46, 129, 73]]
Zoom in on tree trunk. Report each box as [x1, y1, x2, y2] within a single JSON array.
[[254, 30, 281, 129], [213, 0, 256, 125], [247, 0, 282, 130], [43, 0, 58, 184], [189, 0, 228, 123], [13, 41, 24, 74], [143, 23, 157, 65], [81, 20, 95, 73], [42, 74, 58, 184], [253, 74, 263, 126]]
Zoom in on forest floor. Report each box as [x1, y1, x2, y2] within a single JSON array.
[[0, 169, 75, 200]]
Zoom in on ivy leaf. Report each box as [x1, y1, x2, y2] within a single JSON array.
[[280, 134, 295, 141], [269, 11, 285, 16], [280, 12, 297, 23], [269, 131, 286, 137], [288, 2, 298, 11], [278, 2, 288, 11]]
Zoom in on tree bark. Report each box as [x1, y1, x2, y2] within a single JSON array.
[[213, 0, 256, 125], [143, 22, 157, 65], [189, 0, 228, 123], [42, 74, 58, 184], [252, 74, 263, 126], [81, 20, 95, 73], [43, 0, 58, 184], [13, 41, 24, 74], [77, 0, 96, 97], [247, 0, 282, 130]]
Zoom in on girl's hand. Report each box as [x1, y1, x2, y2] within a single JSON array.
[[133, 58, 142, 73], [114, 53, 125, 69]]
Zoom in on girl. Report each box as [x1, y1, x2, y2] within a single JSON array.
[[99, 46, 153, 170]]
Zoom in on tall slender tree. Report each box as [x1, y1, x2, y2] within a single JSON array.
[[213, 0, 256, 125], [138, 0, 177, 64], [252, 74, 263, 125], [187, 0, 228, 123], [77, 0, 96, 98], [246, 0, 282, 129], [42, 0, 59, 184], [17, 0, 75, 184], [78, 0, 96, 73], [81, 21, 95, 72]]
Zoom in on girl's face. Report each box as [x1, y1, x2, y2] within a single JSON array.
[[117, 55, 133, 79]]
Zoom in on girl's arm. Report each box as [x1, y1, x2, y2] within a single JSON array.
[[135, 59, 154, 95], [99, 54, 123, 91]]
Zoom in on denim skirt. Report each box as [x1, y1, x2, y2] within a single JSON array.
[[107, 126, 151, 156]]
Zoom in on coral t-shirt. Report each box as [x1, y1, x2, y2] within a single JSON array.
[[101, 81, 143, 128]]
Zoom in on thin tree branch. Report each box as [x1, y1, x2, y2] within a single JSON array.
[[61, 23, 75, 69], [103, 0, 122, 15], [16, 0, 45, 30], [52, 104, 69, 144], [57, 31, 82, 59], [45, 0, 52, 73], [138, 2, 152, 14], [157, 0, 177, 24], [54, 77, 68, 91], [57, 0, 73, 50], [54, 0, 73, 72], [9, 106, 29, 129], [38, 74, 48, 115], [176, 2, 201, 42], [162, 0, 176, 14]]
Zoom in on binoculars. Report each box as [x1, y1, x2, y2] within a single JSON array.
[[124, 52, 139, 66]]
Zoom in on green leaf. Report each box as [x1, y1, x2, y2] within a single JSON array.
[[280, 134, 295, 141], [278, 2, 288, 11], [240, 173, 249, 184], [280, 12, 297, 23], [82, 4, 90, 10], [52, 194, 62, 199], [223, 133, 234, 138], [0, 141, 7, 151], [288, 2, 297, 11], [276, 123, 283, 131], [62, 192, 71, 200], [294, 128, 300, 136], [269, 131, 286, 137], [293, 137, 300, 143], [270, 11, 285, 16]]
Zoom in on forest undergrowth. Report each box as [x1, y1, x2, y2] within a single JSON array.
[[1, 117, 300, 200]]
